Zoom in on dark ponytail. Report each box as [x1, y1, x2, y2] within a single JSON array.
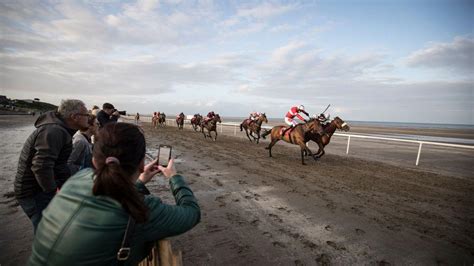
[[92, 123, 148, 223]]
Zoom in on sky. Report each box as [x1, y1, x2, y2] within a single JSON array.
[[1, 0, 473, 124]]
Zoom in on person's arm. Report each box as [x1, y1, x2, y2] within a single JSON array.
[[31, 126, 67, 192], [143, 176, 200, 240], [67, 136, 87, 175], [138, 159, 200, 240], [295, 113, 306, 121]]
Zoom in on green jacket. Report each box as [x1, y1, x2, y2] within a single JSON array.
[[29, 168, 200, 265]]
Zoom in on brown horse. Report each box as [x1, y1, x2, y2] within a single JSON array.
[[240, 113, 268, 144], [191, 114, 202, 131], [201, 114, 222, 141], [158, 113, 166, 127], [261, 118, 325, 165], [176, 112, 185, 130], [306, 116, 350, 159]]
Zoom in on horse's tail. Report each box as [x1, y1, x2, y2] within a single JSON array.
[[239, 123, 243, 131], [261, 129, 271, 139]]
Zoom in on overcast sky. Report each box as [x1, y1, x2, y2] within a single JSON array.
[[1, 0, 473, 124]]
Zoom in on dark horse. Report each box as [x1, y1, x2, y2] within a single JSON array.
[[158, 113, 166, 127], [191, 114, 203, 131], [261, 119, 324, 165], [201, 114, 222, 141], [240, 113, 268, 144], [176, 112, 185, 130], [305, 116, 350, 159]]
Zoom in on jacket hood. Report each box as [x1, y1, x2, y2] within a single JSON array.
[[35, 111, 76, 135]]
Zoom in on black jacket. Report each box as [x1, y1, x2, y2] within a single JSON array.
[[14, 111, 76, 199], [97, 110, 118, 128]]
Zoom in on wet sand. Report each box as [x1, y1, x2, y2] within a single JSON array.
[[1, 115, 473, 265]]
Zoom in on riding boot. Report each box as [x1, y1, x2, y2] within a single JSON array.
[[281, 126, 293, 139]]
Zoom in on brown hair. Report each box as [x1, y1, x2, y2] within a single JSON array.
[[92, 122, 148, 222], [87, 114, 96, 126]]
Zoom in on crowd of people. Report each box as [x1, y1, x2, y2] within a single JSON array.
[[14, 100, 201, 265]]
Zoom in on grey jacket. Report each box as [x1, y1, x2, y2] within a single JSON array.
[[14, 111, 76, 199], [68, 131, 93, 175]]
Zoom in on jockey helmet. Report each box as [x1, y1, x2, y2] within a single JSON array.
[[298, 105, 305, 111]]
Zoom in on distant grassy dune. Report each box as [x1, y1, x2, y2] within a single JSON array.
[[13, 100, 57, 112]]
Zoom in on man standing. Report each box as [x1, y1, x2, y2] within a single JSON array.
[[14, 99, 89, 232], [97, 102, 120, 128]]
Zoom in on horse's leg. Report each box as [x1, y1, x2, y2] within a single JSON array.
[[249, 130, 257, 142], [265, 133, 279, 157], [298, 142, 312, 165], [244, 128, 252, 142], [314, 142, 325, 159], [214, 130, 218, 141]]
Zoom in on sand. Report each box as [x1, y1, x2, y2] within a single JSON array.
[[1, 115, 473, 265]]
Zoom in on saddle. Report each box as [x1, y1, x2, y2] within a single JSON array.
[[279, 126, 295, 138], [245, 119, 255, 126]]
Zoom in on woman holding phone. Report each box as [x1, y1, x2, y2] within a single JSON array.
[[29, 122, 200, 265]]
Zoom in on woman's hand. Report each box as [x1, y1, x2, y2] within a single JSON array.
[[138, 159, 161, 184], [158, 159, 177, 178]]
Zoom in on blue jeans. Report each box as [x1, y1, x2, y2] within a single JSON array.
[[17, 191, 55, 233]]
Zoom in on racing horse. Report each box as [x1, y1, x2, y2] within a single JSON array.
[[201, 114, 222, 141], [240, 113, 268, 144], [158, 113, 166, 127], [176, 112, 185, 130], [305, 116, 350, 159], [191, 114, 203, 131], [261, 118, 324, 165]]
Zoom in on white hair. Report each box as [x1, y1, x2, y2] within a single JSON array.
[[58, 99, 85, 118]]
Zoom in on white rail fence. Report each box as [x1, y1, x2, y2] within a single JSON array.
[[124, 116, 474, 166]]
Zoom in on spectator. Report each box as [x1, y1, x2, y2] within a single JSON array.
[[14, 99, 89, 231], [135, 112, 140, 125], [68, 114, 98, 175], [30, 122, 200, 265], [97, 103, 120, 128], [91, 105, 100, 116]]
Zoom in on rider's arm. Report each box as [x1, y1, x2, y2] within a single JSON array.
[[295, 113, 306, 121]]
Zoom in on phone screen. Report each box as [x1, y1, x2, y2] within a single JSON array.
[[158, 145, 172, 167]]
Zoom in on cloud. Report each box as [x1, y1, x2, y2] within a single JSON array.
[[405, 36, 474, 74], [233, 84, 252, 93], [236, 2, 297, 20]]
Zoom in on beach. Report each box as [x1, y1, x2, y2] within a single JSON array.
[[1, 115, 473, 265]]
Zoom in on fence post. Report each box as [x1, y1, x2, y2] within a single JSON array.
[[416, 142, 423, 166], [346, 135, 351, 154]]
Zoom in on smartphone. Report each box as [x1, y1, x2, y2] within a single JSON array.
[[157, 145, 172, 167]]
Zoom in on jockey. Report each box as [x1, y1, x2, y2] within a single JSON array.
[[204, 111, 216, 123], [249, 111, 261, 121], [282, 105, 309, 136]]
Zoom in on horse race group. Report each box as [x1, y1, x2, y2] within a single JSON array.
[[150, 105, 350, 165]]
